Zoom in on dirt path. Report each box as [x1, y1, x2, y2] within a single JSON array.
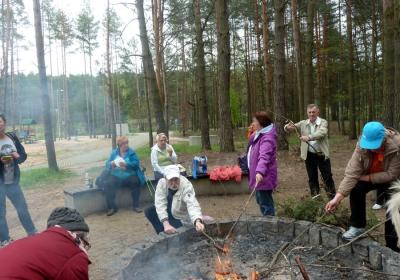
[[4, 135, 386, 280], [21, 133, 149, 173]]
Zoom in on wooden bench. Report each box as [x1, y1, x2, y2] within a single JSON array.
[[64, 174, 249, 216]]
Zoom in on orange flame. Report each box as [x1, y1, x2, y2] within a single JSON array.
[[214, 243, 242, 280]]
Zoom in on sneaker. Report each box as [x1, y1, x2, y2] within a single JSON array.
[[342, 226, 365, 241], [133, 208, 143, 213], [372, 203, 383, 210], [106, 208, 117, 216]]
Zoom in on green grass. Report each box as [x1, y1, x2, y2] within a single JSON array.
[[20, 168, 74, 189], [135, 142, 220, 159]]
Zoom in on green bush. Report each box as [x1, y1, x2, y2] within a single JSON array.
[[278, 196, 379, 229], [278, 197, 323, 222], [20, 168, 73, 189]]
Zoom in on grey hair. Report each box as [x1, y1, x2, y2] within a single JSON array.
[[307, 104, 319, 111]]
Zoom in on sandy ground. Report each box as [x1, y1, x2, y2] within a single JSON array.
[[3, 134, 386, 279]]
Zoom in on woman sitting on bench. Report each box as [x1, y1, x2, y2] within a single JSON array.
[[151, 133, 178, 181], [105, 136, 145, 216]]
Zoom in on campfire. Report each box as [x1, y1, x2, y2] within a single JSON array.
[[214, 243, 240, 280], [121, 218, 394, 280]]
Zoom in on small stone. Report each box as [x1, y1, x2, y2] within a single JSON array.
[[277, 217, 295, 239], [368, 241, 383, 271], [336, 237, 353, 256], [248, 220, 265, 236], [263, 216, 279, 233], [294, 220, 312, 244], [320, 226, 340, 249], [351, 238, 369, 260], [309, 224, 321, 246], [382, 246, 400, 279]]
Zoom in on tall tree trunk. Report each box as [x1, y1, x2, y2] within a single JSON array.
[[89, 49, 96, 137], [143, 63, 153, 148], [274, 0, 288, 150], [47, 15, 56, 139], [32, 0, 58, 171], [369, 0, 377, 121], [244, 19, 253, 123], [215, 0, 234, 152], [395, 0, 400, 128], [291, 0, 304, 118], [106, 0, 117, 148], [2, 0, 11, 114], [10, 22, 15, 129], [62, 43, 70, 140], [137, 0, 166, 134], [151, 0, 165, 105], [180, 37, 188, 137], [383, 0, 395, 127], [83, 45, 91, 137], [261, 0, 273, 108], [194, 0, 211, 150], [254, 0, 265, 109], [347, 0, 356, 139], [304, 0, 316, 105]]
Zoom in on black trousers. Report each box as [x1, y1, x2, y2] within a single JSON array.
[[350, 181, 399, 252], [305, 151, 336, 199], [104, 175, 141, 210], [375, 187, 387, 205]]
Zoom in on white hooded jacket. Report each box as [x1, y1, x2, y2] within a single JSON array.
[[155, 176, 203, 225]]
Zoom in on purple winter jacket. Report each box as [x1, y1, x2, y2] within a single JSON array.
[[247, 125, 278, 191]]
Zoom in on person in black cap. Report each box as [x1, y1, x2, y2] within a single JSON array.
[[0, 207, 91, 280]]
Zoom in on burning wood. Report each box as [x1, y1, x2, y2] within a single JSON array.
[[214, 244, 242, 280], [250, 270, 259, 280]]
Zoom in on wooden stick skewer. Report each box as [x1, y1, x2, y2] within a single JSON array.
[[295, 256, 310, 280]]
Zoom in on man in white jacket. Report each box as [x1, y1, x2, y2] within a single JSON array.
[[144, 165, 205, 234]]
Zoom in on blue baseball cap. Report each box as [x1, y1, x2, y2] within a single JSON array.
[[360, 122, 385, 150]]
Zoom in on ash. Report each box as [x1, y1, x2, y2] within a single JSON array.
[[123, 231, 382, 280]]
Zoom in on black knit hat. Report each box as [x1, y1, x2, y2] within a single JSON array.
[[47, 207, 89, 232]]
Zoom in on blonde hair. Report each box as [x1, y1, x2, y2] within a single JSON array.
[[156, 133, 168, 142], [117, 136, 129, 146]]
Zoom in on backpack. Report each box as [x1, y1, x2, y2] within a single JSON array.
[[95, 169, 112, 190], [238, 154, 249, 174]]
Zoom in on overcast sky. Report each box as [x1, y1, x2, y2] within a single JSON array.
[[21, 0, 141, 75]]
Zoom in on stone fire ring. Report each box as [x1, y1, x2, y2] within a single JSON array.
[[117, 217, 400, 280]]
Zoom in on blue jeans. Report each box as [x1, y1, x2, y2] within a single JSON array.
[[0, 183, 37, 242], [256, 190, 275, 216]]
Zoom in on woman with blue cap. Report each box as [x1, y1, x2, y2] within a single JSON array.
[[325, 122, 400, 251]]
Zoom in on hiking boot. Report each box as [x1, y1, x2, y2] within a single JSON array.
[[133, 207, 143, 213], [106, 208, 117, 216], [342, 226, 365, 241], [372, 203, 383, 210]]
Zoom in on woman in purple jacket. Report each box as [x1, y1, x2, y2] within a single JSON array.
[[247, 111, 278, 216]]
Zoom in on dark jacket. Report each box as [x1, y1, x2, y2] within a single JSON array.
[[0, 227, 90, 280], [0, 132, 27, 184], [106, 147, 145, 185]]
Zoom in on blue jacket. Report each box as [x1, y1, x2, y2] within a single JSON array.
[[106, 148, 145, 185]]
